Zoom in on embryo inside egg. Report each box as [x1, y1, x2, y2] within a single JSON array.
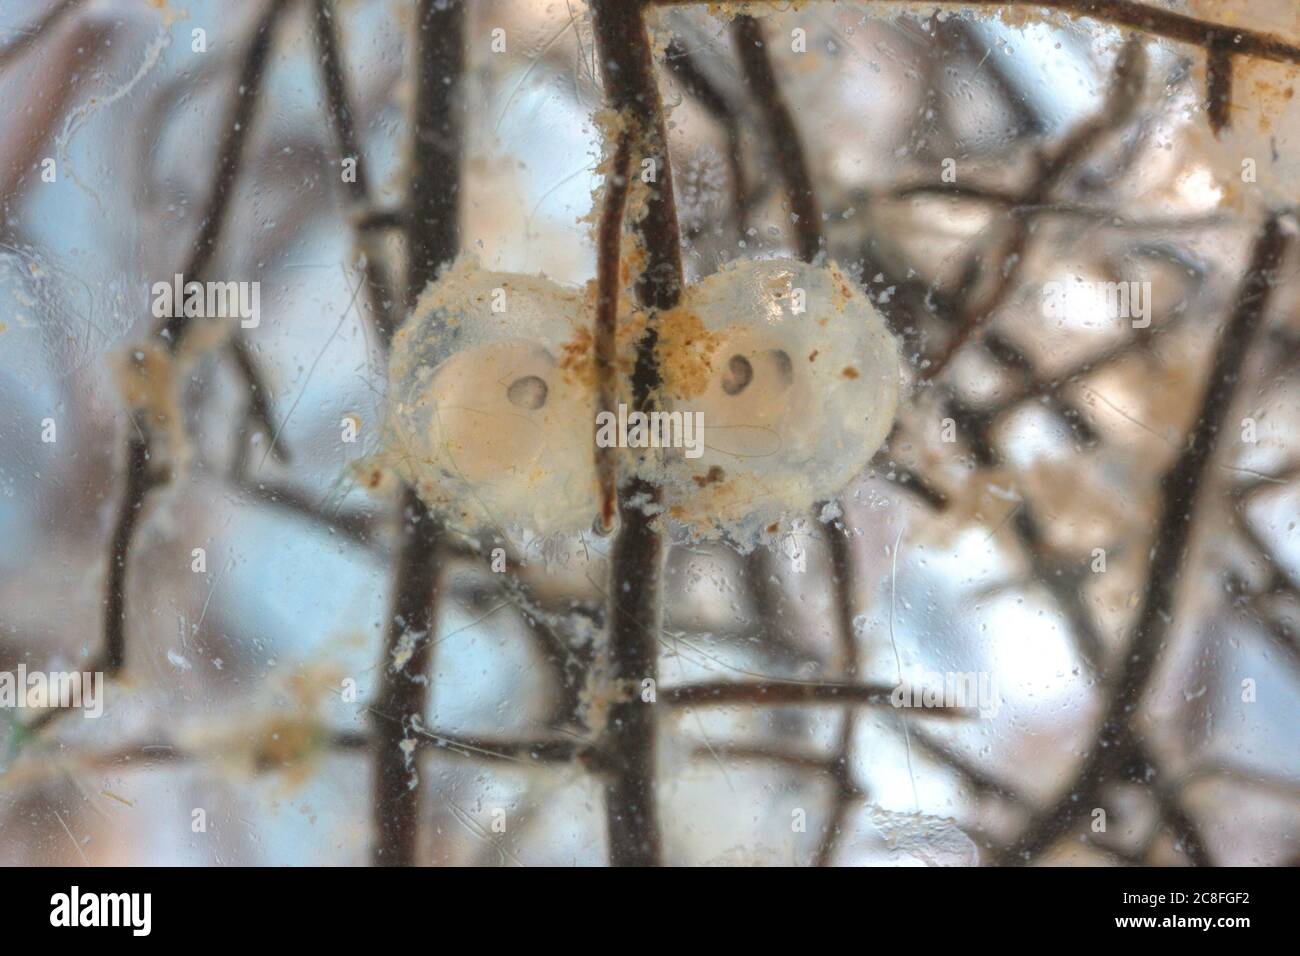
[[426, 340, 565, 484], [690, 326, 814, 461]]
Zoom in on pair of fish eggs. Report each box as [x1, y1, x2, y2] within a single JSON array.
[[379, 257, 900, 538]]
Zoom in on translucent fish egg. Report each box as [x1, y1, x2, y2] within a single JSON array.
[[379, 259, 598, 535], [647, 258, 899, 538]]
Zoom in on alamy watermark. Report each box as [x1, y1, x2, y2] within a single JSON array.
[[151, 273, 260, 328], [1041, 279, 1152, 328], [0, 665, 104, 718], [892, 671, 1000, 719], [50, 886, 151, 936], [595, 404, 705, 459]]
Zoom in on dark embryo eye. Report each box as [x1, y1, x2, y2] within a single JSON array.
[[766, 348, 794, 385], [507, 374, 549, 410], [721, 354, 753, 395]]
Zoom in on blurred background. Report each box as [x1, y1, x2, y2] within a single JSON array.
[[0, 0, 1297, 866]]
